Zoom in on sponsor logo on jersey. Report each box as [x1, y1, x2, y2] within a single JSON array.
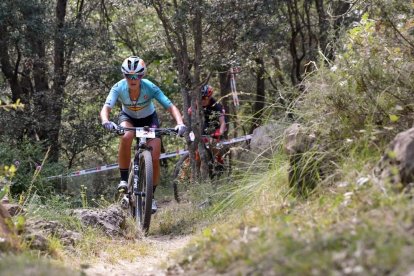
[[127, 105, 147, 111], [126, 100, 151, 111]]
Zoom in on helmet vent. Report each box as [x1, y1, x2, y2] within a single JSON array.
[[121, 56, 146, 75]]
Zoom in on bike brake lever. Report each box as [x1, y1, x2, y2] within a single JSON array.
[[115, 127, 125, 136]]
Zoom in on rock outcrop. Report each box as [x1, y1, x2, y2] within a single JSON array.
[[24, 219, 81, 250], [250, 123, 285, 157], [230, 122, 285, 164], [375, 127, 414, 190], [3, 203, 24, 216], [0, 203, 20, 251], [283, 123, 316, 156], [72, 205, 126, 237]]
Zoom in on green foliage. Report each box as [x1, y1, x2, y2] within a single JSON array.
[[0, 0, 412, 273], [46, 235, 64, 258], [176, 144, 414, 275], [298, 10, 414, 150], [168, 5, 414, 274], [0, 184, 10, 200], [14, 215, 25, 234], [151, 203, 204, 235], [26, 194, 82, 231], [211, 155, 288, 215], [288, 150, 330, 197], [0, 140, 65, 196], [60, 95, 108, 169], [0, 164, 16, 199]]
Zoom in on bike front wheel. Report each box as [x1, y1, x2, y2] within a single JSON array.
[[127, 162, 135, 218], [136, 150, 153, 234]]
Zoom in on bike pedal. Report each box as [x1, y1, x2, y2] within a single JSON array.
[[120, 195, 129, 209]]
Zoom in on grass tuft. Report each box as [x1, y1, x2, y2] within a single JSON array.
[[173, 142, 414, 275]]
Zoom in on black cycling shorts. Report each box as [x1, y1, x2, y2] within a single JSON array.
[[118, 111, 160, 128]]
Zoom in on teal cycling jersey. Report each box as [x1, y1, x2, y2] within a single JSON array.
[[104, 79, 172, 119]]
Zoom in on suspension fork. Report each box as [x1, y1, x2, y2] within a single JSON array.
[[133, 137, 149, 196], [133, 137, 143, 196], [133, 149, 140, 196]]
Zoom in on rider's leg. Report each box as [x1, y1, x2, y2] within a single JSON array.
[[148, 138, 161, 187], [118, 120, 134, 180]]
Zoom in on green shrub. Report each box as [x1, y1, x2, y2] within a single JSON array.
[[0, 140, 65, 197], [298, 12, 414, 150]]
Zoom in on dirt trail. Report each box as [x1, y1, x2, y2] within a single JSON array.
[[84, 235, 190, 276]]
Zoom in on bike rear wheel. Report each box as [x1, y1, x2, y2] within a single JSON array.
[[136, 150, 153, 233]]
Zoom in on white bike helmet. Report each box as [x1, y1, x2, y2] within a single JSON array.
[[121, 56, 146, 75]]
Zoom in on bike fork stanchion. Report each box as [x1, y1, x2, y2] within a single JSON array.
[[133, 153, 142, 225]]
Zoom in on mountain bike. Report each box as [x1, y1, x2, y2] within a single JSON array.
[[172, 135, 229, 203], [116, 125, 178, 233]]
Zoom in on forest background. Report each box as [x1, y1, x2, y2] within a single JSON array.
[[0, 0, 413, 275]]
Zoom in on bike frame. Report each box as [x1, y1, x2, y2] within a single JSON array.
[[199, 135, 225, 164], [117, 126, 177, 231], [172, 134, 228, 203], [119, 126, 176, 194]]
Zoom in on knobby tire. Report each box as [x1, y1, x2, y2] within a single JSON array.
[[127, 165, 135, 218], [137, 150, 153, 233]]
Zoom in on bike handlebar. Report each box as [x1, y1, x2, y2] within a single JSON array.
[[109, 124, 219, 141], [114, 125, 178, 137]]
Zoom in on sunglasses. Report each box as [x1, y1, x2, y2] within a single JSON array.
[[125, 74, 144, 80]]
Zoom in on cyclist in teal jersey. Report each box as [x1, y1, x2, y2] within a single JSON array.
[[100, 56, 186, 213]]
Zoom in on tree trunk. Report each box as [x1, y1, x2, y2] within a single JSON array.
[[48, 0, 68, 163], [250, 57, 265, 133], [152, 0, 208, 181], [0, 24, 24, 103], [314, 0, 329, 57], [219, 68, 231, 138], [191, 0, 210, 179]]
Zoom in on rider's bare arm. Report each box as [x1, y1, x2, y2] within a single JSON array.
[[219, 115, 226, 135], [167, 105, 184, 125], [100, 105, 112, 123]]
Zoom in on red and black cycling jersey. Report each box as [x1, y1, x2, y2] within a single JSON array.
[[203, 97, 226, 134]]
